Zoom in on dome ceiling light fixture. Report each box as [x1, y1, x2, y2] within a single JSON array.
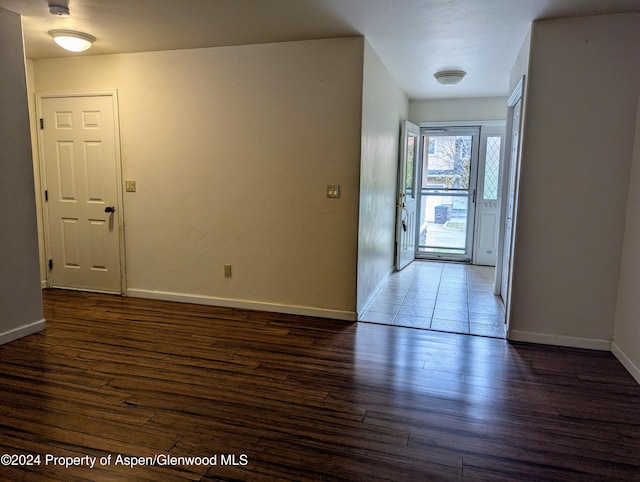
[[49, 30, 96, 52], [434, 70, 467, 86]]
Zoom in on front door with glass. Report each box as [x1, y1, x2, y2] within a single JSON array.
[[395, 120, 420, 270], [417, 127, 480, 261]]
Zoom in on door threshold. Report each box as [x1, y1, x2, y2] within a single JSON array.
[[416, 257, 471, 264]]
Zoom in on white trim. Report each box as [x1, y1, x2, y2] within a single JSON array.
[[109, 90, 127, 295], [611, 342, 640, 385], [495, 75, 526, 325], [127, 289, 357, 322], [35, 89, 119, 98], [0, 319, 46, 345], [41, 280, 47, 289], [508, 77, 524, 107], [419, 120, 506, 128], [35, 93, 51, 289], [507, 330, 611, 351]]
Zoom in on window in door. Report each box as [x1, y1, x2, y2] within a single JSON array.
[[482, 136, 502, 201]]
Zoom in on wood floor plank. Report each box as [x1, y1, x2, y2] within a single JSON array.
[[0, 288, 638, 480]]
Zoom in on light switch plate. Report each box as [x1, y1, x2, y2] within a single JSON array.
[[327, 184, 340, 198], [125, 180, 136, 192]]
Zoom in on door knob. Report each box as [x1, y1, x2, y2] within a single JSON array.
[[105, 206, 115, 213]]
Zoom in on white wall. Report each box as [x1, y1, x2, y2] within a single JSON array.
[[32, 37, 364, 320], [0, 8, 45, 343], [509, 29, 531, 96], [509, 13, 640, 348], [499, 29, 530, 330], [357, 41, 409, 312], [409, 97, 507, 123], [612, 99, 640, 384]]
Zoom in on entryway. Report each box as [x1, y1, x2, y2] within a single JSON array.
[[396, 121, 505, 268], [359, 261, 506, 338], [384, 119, 507, 337]]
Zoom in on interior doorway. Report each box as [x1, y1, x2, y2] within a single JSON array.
[[385, 120, 507, 337]]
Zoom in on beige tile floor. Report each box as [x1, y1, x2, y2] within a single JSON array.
[[358, 261, 506, 338]]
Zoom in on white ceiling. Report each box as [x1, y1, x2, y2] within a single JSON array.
[[2, 0, 640, 99]]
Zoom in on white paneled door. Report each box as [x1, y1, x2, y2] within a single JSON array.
[[473, 130, 504, 266], [396, 120, 420, 270], [40, 95, 122, 293]]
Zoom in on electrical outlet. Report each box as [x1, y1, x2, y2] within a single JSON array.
[[224, 264, 232, 278]]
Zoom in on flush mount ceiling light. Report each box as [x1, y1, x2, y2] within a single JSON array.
[[434, 70, 467, 86], [49, 29, 95, 52]]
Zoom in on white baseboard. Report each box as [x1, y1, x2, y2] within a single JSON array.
[[0, 319, 46, 345], [127, 288, 357, 321], [507, 330, 611, 351], [611, 342, 640, 385], [41, 280, 47, 289]]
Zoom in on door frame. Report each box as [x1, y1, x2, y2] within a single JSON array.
[[416, 126, 480, 262], [493, 76, 526, 334], [36, 90, 127, 294], [416, 121, 505, 263]]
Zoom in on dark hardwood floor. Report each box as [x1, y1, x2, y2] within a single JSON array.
[[0, 289, 638, 481]]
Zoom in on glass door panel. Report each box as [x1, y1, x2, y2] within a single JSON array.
[[423, 136, 472, 190], [417, 128, 479, 261], [419, 193, 469, 254]]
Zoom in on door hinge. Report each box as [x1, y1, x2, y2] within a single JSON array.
[[44, 190, 48, 202], [40, 118, 44, 129], [48, 259, 53, 270]]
